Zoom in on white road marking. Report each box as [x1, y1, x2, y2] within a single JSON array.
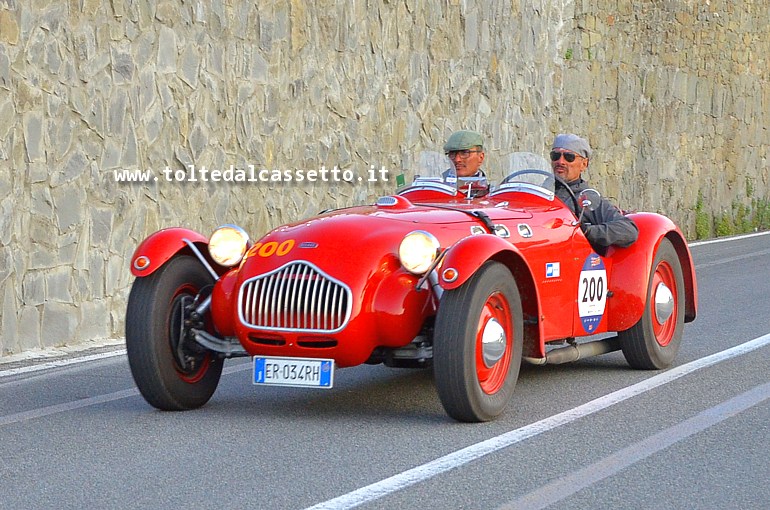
[[304, 333, 770, 510], [688, 230, 770, 247], [0, 349, 127, 379], [499, 380, 770, 510], [693, 248, 770, 270], [0, 362, 251, 427], [0, 388, 140, 427]]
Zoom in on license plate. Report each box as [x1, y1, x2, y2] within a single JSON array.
[[253, 356, 334, 389]]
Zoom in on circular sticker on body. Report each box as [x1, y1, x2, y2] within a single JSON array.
[[578, 253, 607, 333]]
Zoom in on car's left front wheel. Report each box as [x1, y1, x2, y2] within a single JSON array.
[[126, 255, 223, 410], [433, 261, 523, 422]]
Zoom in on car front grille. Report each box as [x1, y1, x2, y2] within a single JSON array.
[[238, 261, 352, 332]]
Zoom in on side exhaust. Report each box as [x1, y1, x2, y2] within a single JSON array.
[[523, 336, 620, 365]]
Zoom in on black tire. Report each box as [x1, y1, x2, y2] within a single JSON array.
[[126, 255, 223, 410], [619, 238, 685, 369], [433, 261, 523, 422]]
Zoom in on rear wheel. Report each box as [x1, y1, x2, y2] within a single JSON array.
[[126, 255, 223, 410], [433, 262, 523, 422], [619, 238, 685, 369]]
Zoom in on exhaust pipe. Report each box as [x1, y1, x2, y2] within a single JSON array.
[[523, 336, 620, 365]]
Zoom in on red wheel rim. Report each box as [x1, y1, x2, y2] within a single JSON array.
[[169, 284, 211, 384], [651, 261, 678, 347], [475, 291, 513, 394]]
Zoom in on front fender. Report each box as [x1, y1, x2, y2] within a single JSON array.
[[438, 234, 522, 290], [130, 227, 210, 277], [437, 233, 543, 359]]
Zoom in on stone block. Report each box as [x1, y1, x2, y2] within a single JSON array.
[[90, 208, 114, 248], [157, 26, 177, 73], [23, 112, 46, 163], [0, 243, 11, 288], [51, 149, 88, 187], [0, 284, 16, 354], [110, 41, 134, 84], [51, 183, 85, 233], [0, 97, 12, 142], [0, 10, 19, 45], [121, 119, 139, 168], [0, 46, 11, 90], [17, 305, 42, 352], [46, 266, 74, 303], [180, 47, 202, 90], [40, 301, 79, 348], [80, 299, 111, 341], [108, 89, 128, 137], [22, 270, 46, 307], [100, 140, 122, 169]]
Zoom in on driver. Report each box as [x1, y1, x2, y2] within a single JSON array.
[[550, 133, 638, 251]]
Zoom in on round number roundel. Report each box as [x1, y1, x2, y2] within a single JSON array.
[[578, 253, 607, 333]]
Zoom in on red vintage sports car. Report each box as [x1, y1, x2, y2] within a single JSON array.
[[126, 152, 697, 422]]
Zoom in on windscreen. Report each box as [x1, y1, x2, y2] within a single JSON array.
[[492, 152, 556, 197]]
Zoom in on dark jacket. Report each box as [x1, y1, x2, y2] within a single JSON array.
[[555, 178, 639, 251]]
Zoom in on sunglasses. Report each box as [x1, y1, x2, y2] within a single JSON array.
[[550, 150, 581, 163]]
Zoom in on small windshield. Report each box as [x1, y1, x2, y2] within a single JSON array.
[[416, 151, 453, 181], [491, 152, 555, 199]]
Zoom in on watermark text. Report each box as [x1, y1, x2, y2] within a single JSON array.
[[113, 165, 389, 184]]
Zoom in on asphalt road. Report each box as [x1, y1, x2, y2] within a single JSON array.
[[2, 232, 769, 510]]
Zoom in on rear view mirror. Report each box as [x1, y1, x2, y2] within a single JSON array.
[[578, 189, 601, 212]]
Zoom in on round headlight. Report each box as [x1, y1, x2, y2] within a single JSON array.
[[209, 225, 251, 267], [399, 230, 440, 275]]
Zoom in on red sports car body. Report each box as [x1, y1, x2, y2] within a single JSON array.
[[126, 153, 697, 422]]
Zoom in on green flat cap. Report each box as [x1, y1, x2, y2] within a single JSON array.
[[443, 130, 484, 152]]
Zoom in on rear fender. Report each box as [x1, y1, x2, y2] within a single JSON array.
[[606, 213, 698, 331], [130, 227, 211, 277]]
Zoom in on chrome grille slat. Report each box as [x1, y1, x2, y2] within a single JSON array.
[[272, 266, 283, 328], [318, 279, 327, 330], [239, 261, 352, 333], [243, 279, 254, 326], [288, 265, 298, 329], [276, 266, 286, 328], [258, 276, 268, 325], [267, 271, 279, 327], [254, 282, 265, 326], [309, 275, 319, 330], [335, 286, 342, 329], [300, 265, 311, 329]]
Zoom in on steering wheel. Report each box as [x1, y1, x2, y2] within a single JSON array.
[[500, 169, 554, 186], [499, 170, 580, 214]]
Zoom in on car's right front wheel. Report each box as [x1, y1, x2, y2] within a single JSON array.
[[126, 255, 224, 410], [433, 261, 523, 422]]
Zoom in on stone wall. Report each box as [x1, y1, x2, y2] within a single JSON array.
[[558, 0, 769, 229], [0, 0, 767, 355]]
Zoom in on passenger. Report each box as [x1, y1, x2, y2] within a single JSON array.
[[443, 130, 487, 178], [550, 133, 638, 250]]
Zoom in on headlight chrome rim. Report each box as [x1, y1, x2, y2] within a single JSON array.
[[209, 224, 251, 267], [399, 230, 440, 275]]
